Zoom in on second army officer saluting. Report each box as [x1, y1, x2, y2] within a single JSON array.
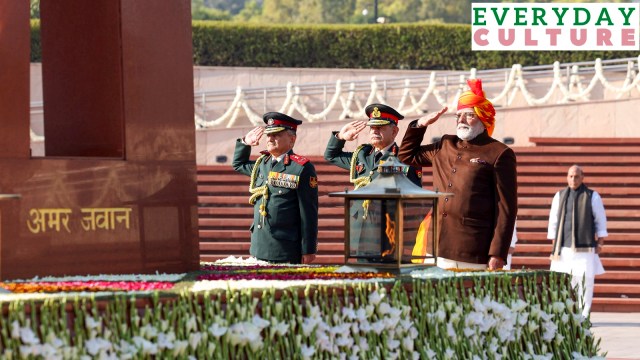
[[324, 104, 422, 261]]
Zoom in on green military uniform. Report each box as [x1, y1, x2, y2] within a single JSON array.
[[232, 113, 318, 264], [324, 135, 422, 187], [324, 103, 423, 261]]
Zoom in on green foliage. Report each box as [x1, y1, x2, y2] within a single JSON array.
[[193, 7, 232, 21], [261, 0, 324, 24], [201, 0, 247, 15], [30, 20, 640, 70], [233, 0, 263, 22], [30, 0, 40, 19], [30, 20, 41, 63], [191, 22, 640, 70], [193, 0, 634, 25], [192, 0, 232, 20], [321, 0, 356, 24]]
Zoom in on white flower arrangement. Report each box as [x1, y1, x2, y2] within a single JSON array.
[[0, 267, 604, 359]]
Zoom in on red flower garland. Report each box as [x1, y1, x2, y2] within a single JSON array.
[[0, 281, 174, 293]]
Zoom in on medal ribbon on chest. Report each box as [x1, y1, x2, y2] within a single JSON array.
[[268, 171, 299, 189]]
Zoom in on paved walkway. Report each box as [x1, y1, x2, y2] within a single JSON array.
[[590, 312, 640, 359]]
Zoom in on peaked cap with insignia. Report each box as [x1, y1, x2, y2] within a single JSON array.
[[263, 112, 303, 134], [364, 103, 404, 126]]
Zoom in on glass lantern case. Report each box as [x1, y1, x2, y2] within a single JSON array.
[[329, 155, 452, 270]]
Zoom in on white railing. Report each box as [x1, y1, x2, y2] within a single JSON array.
[[193, 56, 640, 129], [29, 56, 640, 139]]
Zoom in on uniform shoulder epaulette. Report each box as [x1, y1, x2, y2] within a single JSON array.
[[290, 154, 310, 165], [260, 150, 270, 155], [363, 144, 374, 153]]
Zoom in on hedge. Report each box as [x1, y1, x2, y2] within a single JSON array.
[[30, 20, 639, 70]]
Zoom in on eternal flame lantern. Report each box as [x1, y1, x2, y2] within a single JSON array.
[[329, 155, 451, 271]]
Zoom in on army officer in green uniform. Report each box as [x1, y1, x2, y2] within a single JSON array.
[[233, 112, 318, 264], [324, 104, 422, 261]]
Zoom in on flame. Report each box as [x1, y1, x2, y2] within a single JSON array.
[[381, 213, 396, 257]]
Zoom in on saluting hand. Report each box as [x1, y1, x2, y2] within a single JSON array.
[[337, 120, 367, 141], [416, 107, 448, 128], [244, 126, 264, 146]]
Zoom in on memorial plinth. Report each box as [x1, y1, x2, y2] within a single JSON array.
[[0, 1, 199, 279]]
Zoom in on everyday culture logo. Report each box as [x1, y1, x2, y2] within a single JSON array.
[[472, 3, 640, 51]]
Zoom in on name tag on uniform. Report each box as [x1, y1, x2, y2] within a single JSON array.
[[268, 171, 299, 189]]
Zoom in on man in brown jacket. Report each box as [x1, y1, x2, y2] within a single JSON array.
[[398, 79, 517, 270]]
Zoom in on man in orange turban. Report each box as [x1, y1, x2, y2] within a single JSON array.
[[457, 79, 496, 136], [398, 79, 517, 271]]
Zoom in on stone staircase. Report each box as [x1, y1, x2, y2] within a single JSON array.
[[197, 137, 640, 311]]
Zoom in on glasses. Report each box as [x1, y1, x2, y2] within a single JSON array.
[[455, 112, 477, 122]]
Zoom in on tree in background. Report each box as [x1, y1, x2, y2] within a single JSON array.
[[261, 0, 322, 24], [30, 0, 40, 19], [197, 0, 472, 24], [375, 0, 490, 24], [414, 0, 474, 24], [193, 0, 233, 20], [234, 0, 263, 22], [195, 0, 633, 24], [377, 0, 423, 23], [203, 0, 248, 15], [350, 0, 376, 24], [322, 0, 356, 24]]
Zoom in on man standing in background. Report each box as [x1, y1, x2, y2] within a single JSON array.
[[548, 165, 607, 317]]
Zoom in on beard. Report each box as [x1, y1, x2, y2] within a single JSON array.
[[456, 121, 485, 141]]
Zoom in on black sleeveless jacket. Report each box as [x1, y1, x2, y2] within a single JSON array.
[[551, 184, 596, 258]]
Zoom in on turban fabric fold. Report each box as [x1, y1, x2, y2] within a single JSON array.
[[457, 79, 496, 136]]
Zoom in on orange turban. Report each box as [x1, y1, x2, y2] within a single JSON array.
[[457, 79, 496, 136]]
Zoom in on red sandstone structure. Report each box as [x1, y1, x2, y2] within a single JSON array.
[[0, 1, 199, 279]]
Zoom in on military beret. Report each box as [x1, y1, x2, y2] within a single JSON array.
[[364, 104, 404, 126], [263, 112, 303, 134]]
